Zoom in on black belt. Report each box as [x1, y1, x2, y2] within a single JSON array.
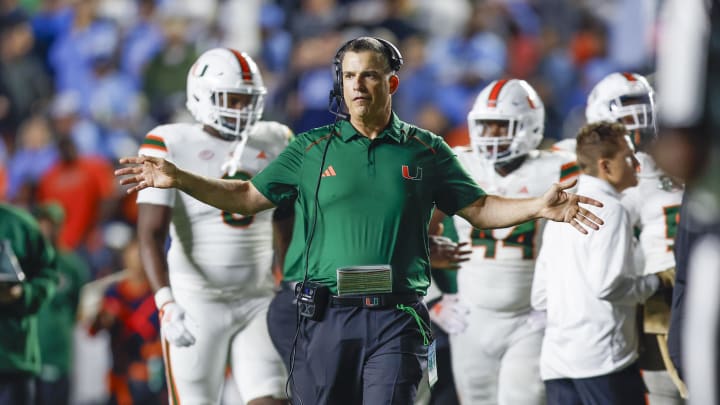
[[330, 293, 421, 308]]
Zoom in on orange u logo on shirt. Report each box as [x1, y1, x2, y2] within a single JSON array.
[[402, 165, 422, 181]]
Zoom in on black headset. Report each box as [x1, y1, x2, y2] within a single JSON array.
[[328, 37, 404, 120]]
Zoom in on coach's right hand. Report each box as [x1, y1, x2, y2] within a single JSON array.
[[155, 287, 196, 347], [115, 156, 179, 194]]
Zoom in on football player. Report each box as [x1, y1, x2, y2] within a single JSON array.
[[431, 79, 579, 404], [136, 48, 293, 405], [586, 72, 685, 404]]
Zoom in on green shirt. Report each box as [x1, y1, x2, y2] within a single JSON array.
[[280, 204, 307, 283], [37, 251, 89, 379], [253, 114, 485, 294], [0, 204, 58, 375]]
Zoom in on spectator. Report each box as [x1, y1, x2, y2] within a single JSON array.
[[606, 0, 656, 72], [0, 202, 57, 405], [426, 2, 507, 126], [141, 10, 197, 125], [392, 34, 439, 125], [414, 0, 470, 38], [6, 115, 58, 203], [36, 136, 117, 252], [33, 202, 90, 405], [119, 0, 164, 89], [0, 9, 52, 140], [48, 91, 102, 158], [281, 31, 343, 133], [47, 0, 119, 116], [289, 0, 343, 40], [533, 26, 576, 141], [258, 2, 292, 75], [89, 237, 166, 405], [505, 17, 541, 80], [217, 0, 262, 56], [374, 0, 422, 42], [29, 0, 74, 75], [87, 49, 141, 160]]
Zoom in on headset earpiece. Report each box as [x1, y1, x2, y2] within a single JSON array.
[[374, 37, 404, 72], [331, 40, 351, 102], [332, 48, 344, 100]]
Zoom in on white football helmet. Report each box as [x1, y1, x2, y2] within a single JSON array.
[[586, 72, 655, 146], [186, 48, 266, 139], [468, 79, 545, 162]]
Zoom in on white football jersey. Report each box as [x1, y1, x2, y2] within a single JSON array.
[[621, 151, 683, 275], [136, 121, 292, 294], [454, 149, 579, 313]]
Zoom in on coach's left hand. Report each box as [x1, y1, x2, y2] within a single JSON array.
[[429, 236, 471, 270], [538, 179, 604, 234]]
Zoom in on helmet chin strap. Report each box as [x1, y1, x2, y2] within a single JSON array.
[[494, 154, 527, 176], [221, 132, 249, 177]]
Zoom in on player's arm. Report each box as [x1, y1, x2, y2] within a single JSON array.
[[116, 156, 275, 216], [457, 179, 604, 234], [586, 206, 661, 304], [137, 203, 172, 291], [434, 140, 601, 234], [137, 202, 196, 347]]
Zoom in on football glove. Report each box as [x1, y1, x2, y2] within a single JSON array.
[[155, 287, 196, 347], [429, 294, 470, 335]]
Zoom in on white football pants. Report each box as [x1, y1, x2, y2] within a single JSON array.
[[450, 307, 545, 405], [162, 289, 287, 405]]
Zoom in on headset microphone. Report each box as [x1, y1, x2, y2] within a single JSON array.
[[328, 89, 350, 120]]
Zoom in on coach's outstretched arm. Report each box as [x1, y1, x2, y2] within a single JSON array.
[[115, 156, 275, 215], [457, 178, 604, 234]]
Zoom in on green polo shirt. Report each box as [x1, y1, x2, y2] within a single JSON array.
[[252, 114, 485, 295], [280, 204, 306, 284], [0, 204, 57, 375]]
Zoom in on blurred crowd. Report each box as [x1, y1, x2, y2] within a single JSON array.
[[0, 0, 660, 275], [0, 0, 664, 402]]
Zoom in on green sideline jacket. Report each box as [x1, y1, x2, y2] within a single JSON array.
[[0, 204, 58, 375]]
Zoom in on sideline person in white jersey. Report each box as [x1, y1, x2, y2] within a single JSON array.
[[586, 72, 686, 404], [430, 79, 579, 404], [532, 122, 676, 405], [136, 48, 293, 405]]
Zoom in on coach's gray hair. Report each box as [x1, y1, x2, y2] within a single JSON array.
[[337, 37, 396, 73]]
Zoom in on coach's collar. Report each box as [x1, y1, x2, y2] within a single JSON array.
[[337, 113, 406, 143]]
